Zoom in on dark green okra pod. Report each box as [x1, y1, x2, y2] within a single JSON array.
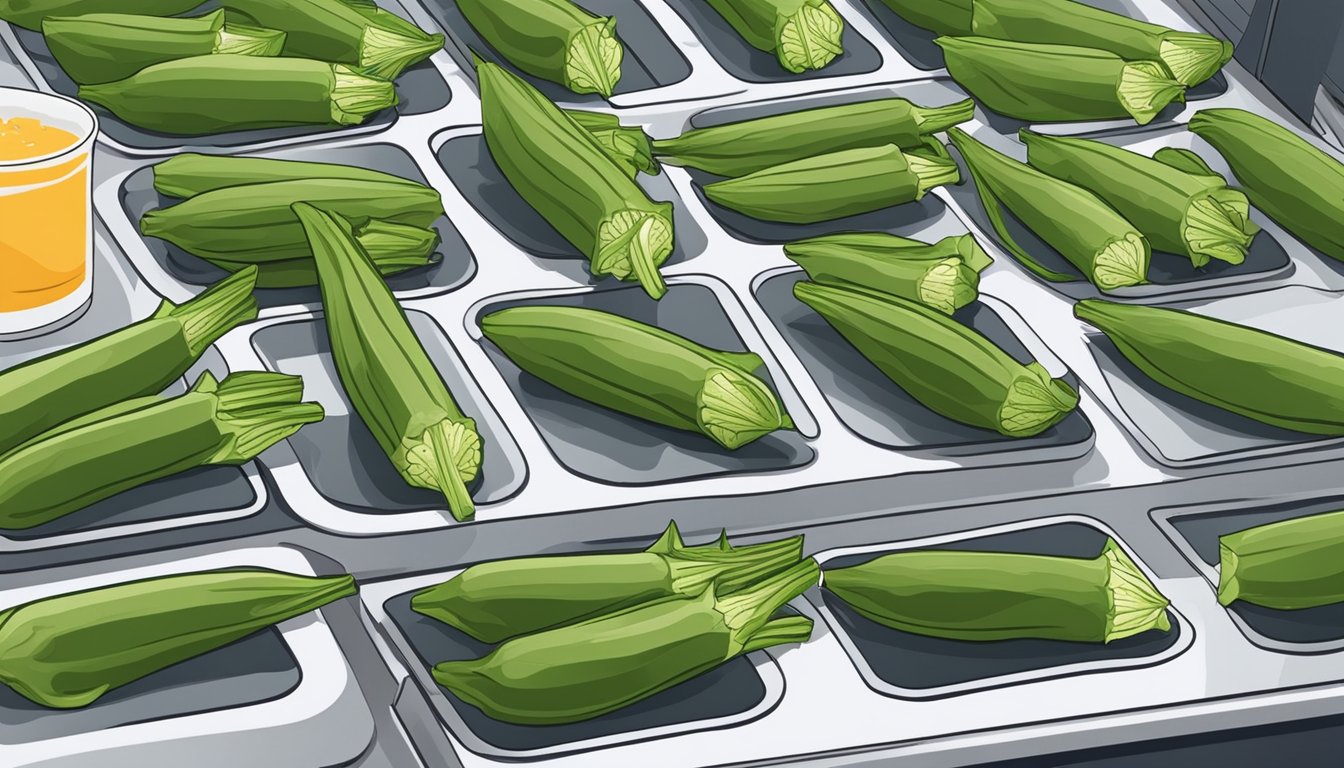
[[431, 558, 819, 725], [412, 520, 805, 643], [0, 370, 324, 530], [458, 0, 623, 97], [481, 305, 794, 450], [0, 569, 355, 709], [652, 97, 974, 177], [43, 10, 286, 85], [795, 281, 1078, 437], [0, 0, 204, 31], [1218, 510, 1344, 609], [151, 152, 433, 198], [703, 142, 960, 224], [784, 232, 991, 315], [0, 267, 257, 459], [705, 0, 845, 73]]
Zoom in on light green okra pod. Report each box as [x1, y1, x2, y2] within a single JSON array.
[[432, 558, 819, 725], [1218, 510, 1344, 609], [705, 0, 845, 74], [481, 305, 794, 450], [458, 0, 623, 97], [412, 520, 805, 643], [151, 152, 430, 199], [0, 569, 356, 708]]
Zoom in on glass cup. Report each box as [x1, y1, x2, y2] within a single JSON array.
[[0, 87, 98, 336]]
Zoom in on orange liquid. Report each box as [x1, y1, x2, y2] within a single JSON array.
[[1, 117, 88, 313]]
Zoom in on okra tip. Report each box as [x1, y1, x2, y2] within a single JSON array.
[[999, 363, 1078, 437], [914, 98, 976, 135], [1102, 539, 1171, 642], [169, 266, 261, 358], [1158, 33, 1234, 87], [1092, 233, 1151, 291], [775, 2, 845, 74], [564, 16, 623, 98], [697, 366, 792, 450], [1118, 61, 1186, 125], [593, 210, 673, 300], [402, 420, 482, 522]]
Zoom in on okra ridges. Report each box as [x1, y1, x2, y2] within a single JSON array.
[[565, 18, 622, 97], [330, 66, 398, 125], [359, 24, 444, 80], [697, 367, 791, 450], [1103, 541, 1172, 642], [1118, 61, 1185, 125], [1093, 233, 1150, 291], [401, 420, 482, 522], [1159, 34, 1233, 87], [716, 558, 821, 640], [170, 266, 261, 358], [777, 3, 845, 74]]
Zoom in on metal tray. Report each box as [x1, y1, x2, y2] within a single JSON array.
[[250, 309, 527, 527], [469, 279, 815, 486], [1154, 495, 1344, 654], [111, 141, 476, 310], [0, 0, 451, 157]]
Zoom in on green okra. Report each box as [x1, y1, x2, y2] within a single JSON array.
[[0, 0, 203, 31], [795, 281, 1078, 437], [652, 97, 975, 177], [1218, 510, 1344, 610], [703, 142, 960, 224], [458, 0, 623, 97], [0, 371, 324, 530], [784, 232, 991, 315], [1152, 145, 1223, 180], [296, 203, 482, 521], [0, 569, 355, 709], [412, 520, 805, 643], [1076, 299, 1344, 435], [0, 267, 257, 459], [972, 0, 1233, 87], [42, 10, 285, 86], [565, 108, 659, 177], [936, 36, 1185, 126], [480, 60, 674, 299], [1021, 130, 1258, 268], [481, 305, 794, 450], [875, 0, 970, 35], [79, 54, 397, 135], [224, 0, 443, 80], [140, 177, 443, 263], [948, 127, 1150, 291], [705, 0, 845, 74], [432, 558, 819, 725], [206, 219, 439, 289], [824, 539, 1171, 643], [151, 152, 431, 199], [1190, 108, 1344, 261]]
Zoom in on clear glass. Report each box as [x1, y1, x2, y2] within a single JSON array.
[[0, 87, 98, 336]]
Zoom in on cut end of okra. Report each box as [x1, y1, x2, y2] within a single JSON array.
[[356, 24, 445, 80], [167, 266, 261, 358], [1182, 189, 1258, 267], [207, 371, 326, 463], [952, 234, 994, 273], [330, 65, 400, 125], [1117, 61, 1186, 126], [1092, 233, 1150, 291], [906, 148, 962, 199], [1158, 33, 1234, 87], [1102, 539, 1171, 642], [916, 257, 981, 315], [776, 2, 845, 74], [1216, 539, 1241, 606], [593, 209, 674, 299], [716, 558, 820, 646], [697, 367, 793, 450], [998, 363, 1078, 438], [399, 420, 483, 522], [565, 16, 623, 97], [215, 23, 288, 57]]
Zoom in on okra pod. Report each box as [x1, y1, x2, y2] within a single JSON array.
[[652, 97, 975, 177], [948, 127, 1150, 291], [457, 0, 623, 97], [936, 37, 1185, 125], [704, 0, 845, 74], [296, 204, 482, 521], [0, 0, 203, 31], [824, 539, 1171, 643], [480, 305, 794, 450], [703, 142, 960, 224], [1218, 510, 1344, 610], [1190, 108, 1344, 261], [0, 569, 355, 709], [1022, 131, 1258, 267], [42, 10, 285, 85], [784, 232, 991, 315], [412, 521, 805, 643], [224, 0, 443, 80], [152, 152, 429, 199], [1075, 299, 1344, 435], [0, 268, 257, 459], [794, 281, 1078, 437], [972, 0, 1233, 87], [206, 219, 439, 289], [480, 60, 674, 299], [78, 54, 396, 135], [140, 177, 443, 262], [432, 558, 819, 725], [875, 0, 970, 35], [0, 371, 324, 530]]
